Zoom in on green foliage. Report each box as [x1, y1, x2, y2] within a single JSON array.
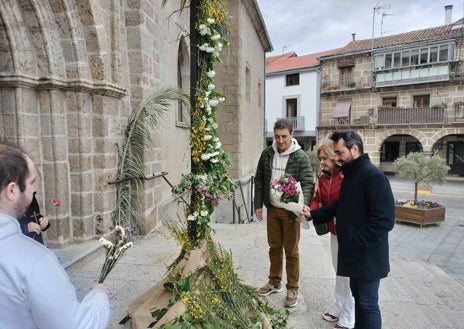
[[394, 152, 450, 202], [159, 238, 289, 329], [112, 87, 189, 230], [307, 149, 321, 177]]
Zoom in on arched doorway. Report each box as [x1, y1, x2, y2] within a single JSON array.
[[379, 134, 422, 174], [433, 135, 464, 176]]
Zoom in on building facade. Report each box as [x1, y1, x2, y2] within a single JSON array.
[[318, 15, 464, 176], [265, 51, 335, 151], [0, 0, 271, 246]]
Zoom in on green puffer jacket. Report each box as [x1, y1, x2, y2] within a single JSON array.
[[254, 146, 314, 210]]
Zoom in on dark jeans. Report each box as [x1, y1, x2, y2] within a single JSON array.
[[350, 278, 381, 329]]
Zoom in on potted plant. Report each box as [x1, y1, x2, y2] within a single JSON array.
[[393, 152, 450, 227]]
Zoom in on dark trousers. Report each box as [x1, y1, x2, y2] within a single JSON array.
[[350, 278, 381, 329]]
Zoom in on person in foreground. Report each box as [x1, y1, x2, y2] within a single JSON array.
[[254, 119, 313, 308], [0, 143, 110, 329], [310, 141, 354, 329], [302, 131, 394, 329]]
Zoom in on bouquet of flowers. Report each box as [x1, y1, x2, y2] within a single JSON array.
[[98, 225, 133, 283], [270, 174, 308, 228]]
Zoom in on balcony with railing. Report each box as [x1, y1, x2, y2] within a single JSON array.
[[321, 76, 372, 93], [286, 116, 305, 130], [265, 116, 305, 135], [320, 107, 452, 127], [377, 107, 444, 125]]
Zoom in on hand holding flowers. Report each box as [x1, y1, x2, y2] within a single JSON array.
[[270, 174, 308, 228]]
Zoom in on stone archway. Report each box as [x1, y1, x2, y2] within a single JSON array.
[[0, 0, 127, 246]]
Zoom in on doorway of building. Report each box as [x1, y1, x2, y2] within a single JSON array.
[[447, 142, 464, 176]]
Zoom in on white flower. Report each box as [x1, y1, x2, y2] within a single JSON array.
[[187, 214, 196, 221], [211, 33, 221, 41], [215, 42, 223, 51], [204, 135, 213, 141], [206, 47, 215, 53], [199, 43, 210, 51], [200, 210, 209, 217], [100, 237, 114, 249], [211, 158, 219, 163], [216, 141, 222, 149], [213, 51, 220, 58], [207, 84, 215, 91], [198, 24, 208, 35], [208, 99, 219, 107], [207, 18, 215, 24], [207, 70, 216, 78], [218, 97, 225, 102]]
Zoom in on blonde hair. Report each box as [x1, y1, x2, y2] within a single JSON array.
[[317, 140, 335, 160]]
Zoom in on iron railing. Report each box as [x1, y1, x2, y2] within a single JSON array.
[[232, 176, 254, 224]]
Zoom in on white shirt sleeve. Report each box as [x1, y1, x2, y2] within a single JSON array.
[[26, 251, 110, 329]]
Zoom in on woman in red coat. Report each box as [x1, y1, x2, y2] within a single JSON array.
[[310, 141, 354, 329]]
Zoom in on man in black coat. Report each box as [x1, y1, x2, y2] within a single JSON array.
[[302, 131, 395, 329]]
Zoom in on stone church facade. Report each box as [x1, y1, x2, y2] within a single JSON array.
[[0, 1, 271, 246]]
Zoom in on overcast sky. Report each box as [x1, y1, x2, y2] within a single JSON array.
[[256, 0, 464, 56]]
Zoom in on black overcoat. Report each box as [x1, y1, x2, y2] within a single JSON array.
[[312, 154, 395, 280]]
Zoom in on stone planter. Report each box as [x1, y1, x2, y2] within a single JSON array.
[[395, 206, 445, 227]]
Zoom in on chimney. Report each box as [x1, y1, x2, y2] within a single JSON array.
[[352, 33, 356, 41], [445, 5, 453, 25]]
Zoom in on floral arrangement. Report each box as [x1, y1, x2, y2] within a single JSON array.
[[98, 225, 133, 283], [172, 0, 235, 244], [269, 174, 307, 228], [395, 199, 443, 209], [270, 174, 300, 203], [153, 2, 289, 329]]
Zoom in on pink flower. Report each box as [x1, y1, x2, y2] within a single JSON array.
[[53, 198, 61, 207]]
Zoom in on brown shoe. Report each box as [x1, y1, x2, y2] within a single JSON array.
[[284, 290, 298, 308], [258, 283, 284, 296]]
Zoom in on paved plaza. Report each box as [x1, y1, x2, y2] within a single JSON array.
[[56, 178, 464, 328]]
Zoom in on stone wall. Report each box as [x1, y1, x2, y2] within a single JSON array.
[[0, 0, 271, 246]]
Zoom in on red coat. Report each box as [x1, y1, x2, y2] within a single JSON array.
[[310, 167, 343, 235]]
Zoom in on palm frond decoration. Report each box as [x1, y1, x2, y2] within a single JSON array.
[[111, 87, 190, 230], [161, 0, 190, 15]]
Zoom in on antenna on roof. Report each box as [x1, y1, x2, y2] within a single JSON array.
[[371, 3, 391, 52], [282, 45, 291, 54], [381, 12, 394, 36]]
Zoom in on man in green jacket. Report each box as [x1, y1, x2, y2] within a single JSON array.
[[254, 119, 313, 308]]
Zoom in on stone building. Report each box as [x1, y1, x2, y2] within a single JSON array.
[[0, 1, 271, 246], [318, 11, 464, 176]]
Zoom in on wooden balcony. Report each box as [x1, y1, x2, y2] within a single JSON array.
[[377, 107, 444, 125]]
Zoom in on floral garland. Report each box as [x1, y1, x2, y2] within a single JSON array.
[[172, 0, 235, 243]]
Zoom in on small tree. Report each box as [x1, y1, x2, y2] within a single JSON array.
[[307, 149, 321, 178], [394, 152, 450, 203]]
